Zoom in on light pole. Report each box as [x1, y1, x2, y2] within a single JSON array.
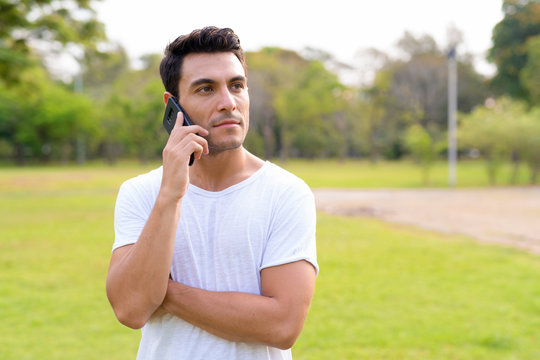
[[447, 47, 458, 187]]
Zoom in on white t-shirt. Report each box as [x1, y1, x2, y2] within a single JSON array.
[[113, 161, 318, 360]]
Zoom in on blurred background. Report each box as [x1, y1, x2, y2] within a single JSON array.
[[1, 1, 540, 359], [0, 0, 538, 185]]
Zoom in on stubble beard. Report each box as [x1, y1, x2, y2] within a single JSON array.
[[208, 141, 243, 154], [205, 113, 247, 155]]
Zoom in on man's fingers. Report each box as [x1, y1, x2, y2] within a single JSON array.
[[171, 112, 209, 136], [164, 113, 209, 165], [165, 131, 208, 164], [172, 111, 184, 131], [185, 133, 209, 160]]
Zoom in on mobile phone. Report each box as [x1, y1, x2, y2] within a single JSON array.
[[162, 96, 195, 166]]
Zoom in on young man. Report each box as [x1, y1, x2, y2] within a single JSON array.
[[106, 27, 318, 359]]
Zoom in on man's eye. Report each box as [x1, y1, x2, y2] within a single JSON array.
[[231, 83, 245, 90], [198, 86, 213, 93]]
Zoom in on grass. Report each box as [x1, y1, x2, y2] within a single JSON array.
[[2, 157, 535, 189], [0, 165, 141, 360], [275, 158, 536, 188], [0, 161, 538, 359], [295, 215, 540, 359]]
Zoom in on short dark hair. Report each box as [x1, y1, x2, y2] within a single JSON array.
[[159, 26, 246, 99]]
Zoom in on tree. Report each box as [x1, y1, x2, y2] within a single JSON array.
[[245, 48, 307, 159], [274, 59, 346, 159], [520, 107, 540, 183], [404, 124, 437, 185], [520, 35, 540, 105], [396, 31, 440, 58], [95, 54, 166, 164], [0, 0, 105, 84], [81, 44, 130, 100], [358, 31, 489, 163], [459, 97, 528, 184], [488, 0, 540, 100], [361, 68, 403, 162], [0, 66, 98, 164], [506, 105, 540, 183], [389, 32, 489, 135], [246, 47, 348, 160]]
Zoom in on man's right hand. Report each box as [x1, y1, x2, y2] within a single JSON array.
[[161, 112, 208, 201]]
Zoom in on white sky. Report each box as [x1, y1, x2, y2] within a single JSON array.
[[92, 0, 504, 79]]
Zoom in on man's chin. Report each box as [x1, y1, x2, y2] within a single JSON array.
[[207, 142, 243, 154]]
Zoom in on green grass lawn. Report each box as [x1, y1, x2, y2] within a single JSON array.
[[0, 162, 538, 359], [276, 158, 536, 188], [295, 215, 540, 359]]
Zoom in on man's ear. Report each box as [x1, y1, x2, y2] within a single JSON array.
[[163, 91, 174, 105]]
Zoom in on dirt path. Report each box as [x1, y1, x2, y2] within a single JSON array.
[[313, 187, 540, 254]]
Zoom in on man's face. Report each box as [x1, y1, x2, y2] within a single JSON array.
[[178, 52, 249, 153]]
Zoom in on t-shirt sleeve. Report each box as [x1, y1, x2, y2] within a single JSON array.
[[260, 181, 318, 275], [112, 180, 153, 252]]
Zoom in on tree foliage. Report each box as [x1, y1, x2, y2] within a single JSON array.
[[1, 13, 525, 182], [520, 34, 540, 105], [459, 97, 540, 184], [404, 124, 437, 185], [246, 48, 350, 160], [488, 0, 540, 100], [0, 0, 105, 84], [361, 31, 489, 161], [0, 66, 97, 164]]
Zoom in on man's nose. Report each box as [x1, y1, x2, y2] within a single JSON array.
[[217, 87, 237, 112]]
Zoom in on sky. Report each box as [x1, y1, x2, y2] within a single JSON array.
[[92, 0, 504, 81]]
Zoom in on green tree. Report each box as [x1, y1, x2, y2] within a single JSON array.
[[81, 44, 130, 100], [0, 66, 97, 164], [96, 54, 166, 164], [247, 47, 348, 160], [246, 48, 309, 159], [510, 106, 540, 183], [488, 0, 540, 100], [361, 31, 489, 162], [520, 35, 540, 105], [362, 69, 403, 162], [0, 0, 105, 84], [274, 59, 345, 159], [404, 124, 436, 185], [459, 97, 527, 184], [388, 32, 489, 135]]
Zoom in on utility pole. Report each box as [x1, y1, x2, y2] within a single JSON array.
[[447, 47, 458, 187]]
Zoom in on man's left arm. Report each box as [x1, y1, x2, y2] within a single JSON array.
[[159, 259, 316, 350]]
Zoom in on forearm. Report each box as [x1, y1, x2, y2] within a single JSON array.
[[161, 280, 307, 349], [106, 195, 181, 328]]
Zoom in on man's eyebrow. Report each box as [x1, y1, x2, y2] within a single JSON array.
[[230, 75, 247, 83], [189, 78, 215, 89], [189, 76, 247, 90]]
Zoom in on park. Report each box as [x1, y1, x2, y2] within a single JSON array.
[[1, 160, 539, 359], [1, 0, 540, 359]]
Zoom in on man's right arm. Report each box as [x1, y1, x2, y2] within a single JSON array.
[[106, 194, 181, 329], [106, 119, 208, 329]]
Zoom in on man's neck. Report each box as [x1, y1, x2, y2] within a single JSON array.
[[188, 147, 264, 192]]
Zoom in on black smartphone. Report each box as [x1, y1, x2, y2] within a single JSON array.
[[162, 96, 195, 166]]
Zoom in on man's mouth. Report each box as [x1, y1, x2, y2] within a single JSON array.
[[213, 119, 241, 128], [209, 112, 243, 129]]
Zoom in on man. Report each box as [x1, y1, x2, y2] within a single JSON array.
[[106, 26, 318, 359]]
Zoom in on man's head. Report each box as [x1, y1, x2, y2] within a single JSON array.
[[160, 26, 246, 99], [160, 27, 250, 154]]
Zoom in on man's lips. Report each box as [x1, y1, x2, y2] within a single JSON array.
[[213, 119, 241, 128]]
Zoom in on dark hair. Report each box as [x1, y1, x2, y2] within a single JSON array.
[[159, 26, 246, 99]]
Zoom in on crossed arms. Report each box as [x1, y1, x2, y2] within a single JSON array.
[[105, 193, 316, 350]]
